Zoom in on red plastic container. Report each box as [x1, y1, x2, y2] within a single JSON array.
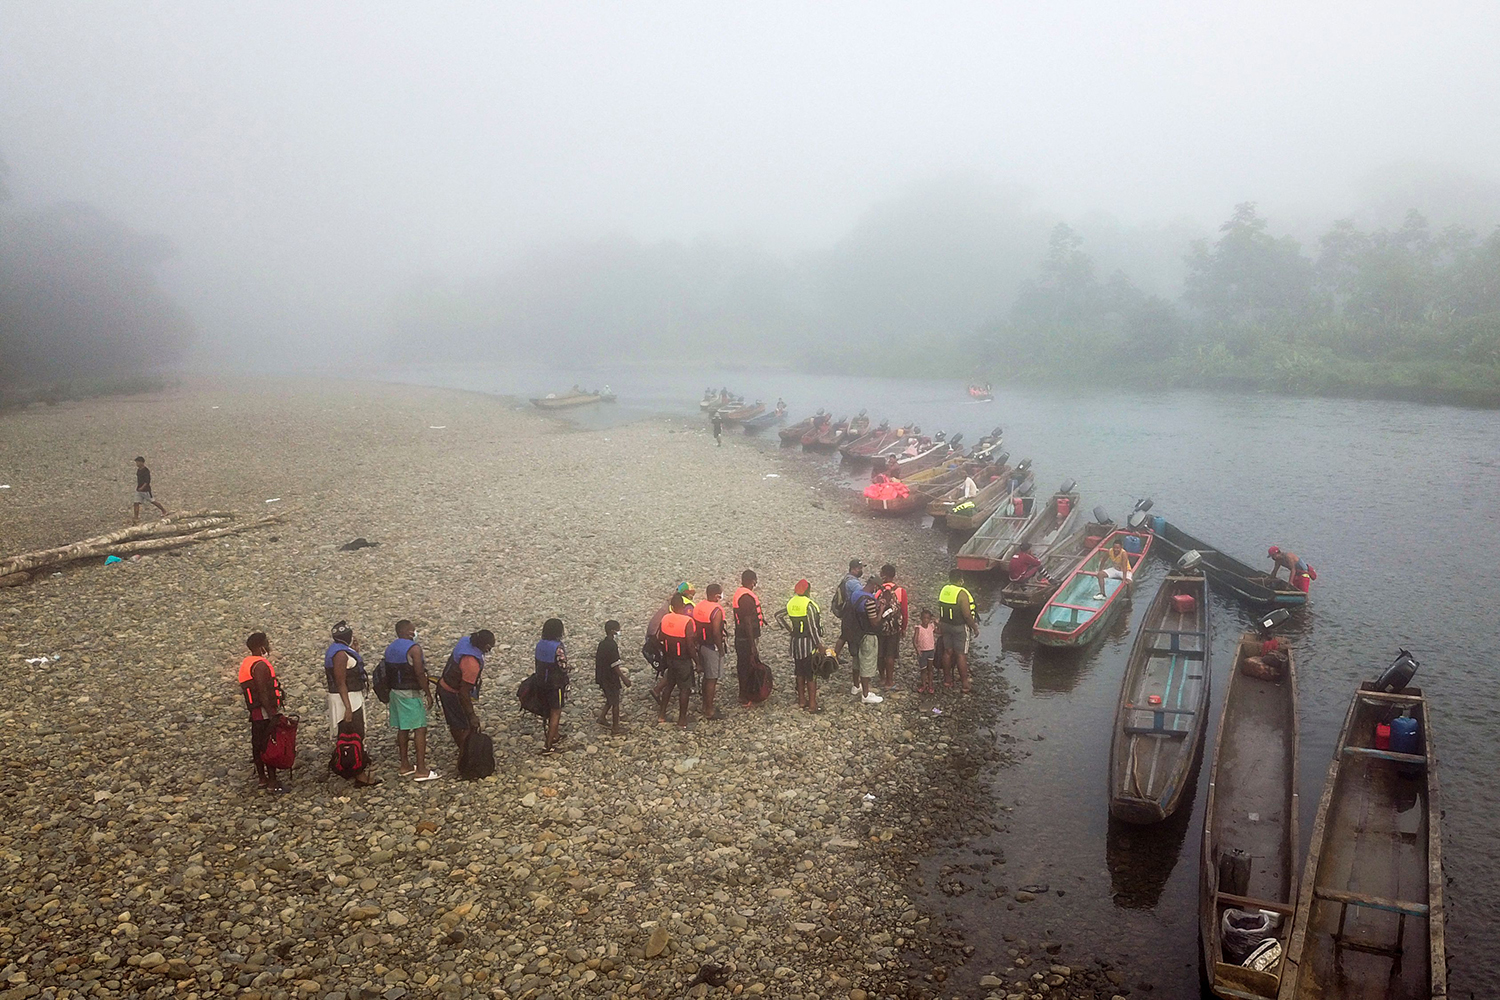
[[1375, 723, 1392, 751], [1262, 638, 1280, 654], [1085, 535, 1104, 549], [1012, 496, 1026, 516], [1172, 594, 1196, 613], [1056, 496, 1072, 518]]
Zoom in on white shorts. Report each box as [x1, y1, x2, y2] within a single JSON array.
[[328, 690, 366, 736], [1103, 568, 1130, 580]]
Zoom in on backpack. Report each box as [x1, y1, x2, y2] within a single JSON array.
[[459, 731, 495, 780], [516, 675, 550, 718], [873, 585, 903, 636], [330, 721, 368, 779], [371, 660, 394, 704], [830, 576, 853, 618], [260, 715, 298, 770], [747, 655, 774, 704]]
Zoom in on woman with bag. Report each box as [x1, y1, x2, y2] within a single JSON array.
[[534, 618, 570, 754], [238, 631, 289, 794]]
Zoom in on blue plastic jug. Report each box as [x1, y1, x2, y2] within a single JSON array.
[[1390, 715, 1420, 756]]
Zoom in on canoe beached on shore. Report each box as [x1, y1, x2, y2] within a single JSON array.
[[1107, 558, 1210, 823], [1032, 527, 1152, 647], [532, 392, 605, 410], [1276, 682, 1444, 1000], [1199, 633, 1300, 1000], [1151, 518, 1307, 609], [944, 460, 1032, 532]]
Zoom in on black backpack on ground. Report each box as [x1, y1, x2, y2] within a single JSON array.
[[459, 731, 495, 780]]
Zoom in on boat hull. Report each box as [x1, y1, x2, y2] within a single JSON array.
[[1153, 519, 1307, 608], [1033, 528, 1152, 646], [531, 394, 602, 410]]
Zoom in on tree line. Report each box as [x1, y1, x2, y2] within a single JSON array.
[[980, 204, 1500, 405]]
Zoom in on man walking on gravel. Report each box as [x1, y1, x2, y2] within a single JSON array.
[[382, 620, 438, 781], [131, 456, 167, 523]]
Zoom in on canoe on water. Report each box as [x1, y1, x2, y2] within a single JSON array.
[[1108, 562, 1210, 823], [970, 426, 1004, 462], [1199, 632, 1299, 1000], [927, 458, 1005, 519], [742, 407, 786, 433], [888, 435, 958, 478], [700, 391, 743, 411], [952, 466, 1052, 570], [1010, 484, 1083, 557], [1276, 683, 1444, 1000], [944, 460, 1032, 531], [718, 401, 766, 423], [999, 526, 1091, 610], [1032, 527, 1152, 647], [532, 392, 604, 410], [779, 411, 827, 444], [839, 421, 897, 460], [1151, 518, 1307, 609], [806, 416, 849, 450]]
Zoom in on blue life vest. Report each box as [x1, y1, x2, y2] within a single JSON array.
[[381, 638, 420, 690], [442, 636, 486, 695], [324, 642, 366, 692], [535, 639, 567, 689]]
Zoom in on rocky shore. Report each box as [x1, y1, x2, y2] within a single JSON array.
[[0, 380, 1128, 999]]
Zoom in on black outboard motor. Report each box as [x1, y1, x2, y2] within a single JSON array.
[[1257, 608, 1291, 632], [1058, 479, 1077, 494], [992, 452, 1010, 468], [1092, 505, 1115, 526], [1126, 497, 1154, 529], [948, 432, 963, 448], [1014, 457, 1032, 472], [1374, 648, 1420, 694]]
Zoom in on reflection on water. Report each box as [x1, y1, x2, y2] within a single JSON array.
[[383, 362, 1500, 998]]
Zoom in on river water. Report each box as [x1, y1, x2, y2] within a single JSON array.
[[383, 363, 1498, 997]]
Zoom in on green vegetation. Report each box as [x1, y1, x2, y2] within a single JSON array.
[[971, 205, 1500, 406]]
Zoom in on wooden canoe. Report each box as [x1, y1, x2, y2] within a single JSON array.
[[945, 463, 1032, 533], [865, 462, 969, 516], [1152, 519, 1307, 609], [1001, 517, 1119, 609], [531, 392, 603, 410], [1200, 634, 1299, 999], [952, 468, 1050, 569], [927, 459, 1005, 518], [1033, 528, 1152, 647], [839, 422, 896, 460], [1276, 684, 1444, 1000], [806, 416, 849, 450], [778, 411, 825, 443], [969, 426, 1004, 462], [742, 407, 786, 433], [1008, 488, 1083, 562], [700, 391, 743, 411], [1108, 565, 1211, 823], [718, 401, 766, 423]]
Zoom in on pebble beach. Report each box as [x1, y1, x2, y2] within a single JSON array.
[[0, 380, 1130, 1000]]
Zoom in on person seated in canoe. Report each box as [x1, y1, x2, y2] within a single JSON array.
[[1007, 542, 1043, 584], [1267, 546, 1316, 593], [1094, 540, 1134, 599]]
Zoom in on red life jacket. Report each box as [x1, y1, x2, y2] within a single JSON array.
[[659, 611, 694, 659], [238, 655, 282, 714], [690, 601, 723, 647], [732, 586, 764, 634]]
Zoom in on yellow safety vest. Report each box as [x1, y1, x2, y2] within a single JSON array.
[[938, 584, 972, 623]]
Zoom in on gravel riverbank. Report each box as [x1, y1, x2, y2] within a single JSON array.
[[0, 380, 1126, 1000]]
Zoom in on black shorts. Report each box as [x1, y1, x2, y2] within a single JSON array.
[[663, 658, 695, 690], [878, 634, 900, 659], [794, 657, 815, 681]]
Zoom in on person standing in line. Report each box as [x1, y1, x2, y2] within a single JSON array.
[[657, 595, 699, 728], [534, 618, 570, 753], [712, 412, 723, 446], [326, 621, 377, 785], [238, 631, 287, 793], [438, 630, 495, 756], [649, 582, 695, 706], [595, 620, 629, 734], [776, 579, 824, 713], [732, 570, 766, 706], [691, 583, 728, 720], [832, 558, 865, 689], [912, 610, 938, 694], [875, 563, 909, 691], [938, 571, 979, 694], [382, 620, 438, 781], [132, 456, 168, 523], [847, 580, 882, 704]]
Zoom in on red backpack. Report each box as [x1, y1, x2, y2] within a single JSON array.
[[330, 722, 368, 779]]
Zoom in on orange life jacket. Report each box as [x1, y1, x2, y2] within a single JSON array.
[[238, 655, 282, 713], [691, 601, 723, 646], [732, 586, 764, 634], [659, 611, 694, 659]]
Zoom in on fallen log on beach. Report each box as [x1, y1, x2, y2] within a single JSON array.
[[0, 510, 283, 583]]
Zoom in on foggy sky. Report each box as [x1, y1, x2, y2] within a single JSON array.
[[3, 1, 1499, 361]]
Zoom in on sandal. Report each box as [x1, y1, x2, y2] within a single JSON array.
[[414, 770, 441, 782], [398, 767, 416, 777]]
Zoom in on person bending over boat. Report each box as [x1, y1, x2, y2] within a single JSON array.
[[1094, 540, 1133, 599], [1267, 546, 1316, 594], [1007, 542, 1043, 584]]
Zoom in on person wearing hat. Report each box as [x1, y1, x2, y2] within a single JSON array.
[[776, 579, 825, 713], [1267, 546, 1315, 593], [648, 582, 696, 705], [832, 558, 865, 671]]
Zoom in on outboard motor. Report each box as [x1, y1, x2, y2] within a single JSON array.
[[991, 425, 1003, 439], [1178, 549, 1203, 571], [1126, 498, 1154, 529], [1373, 648, 1420, 694], [1015, 457, 1032, 472], [1058, 479, 1077, 494], [993, 452, 1010, 468], [1257, 608, 1291, 632], [1092, 505, 1115, 526], [948, 432, 963, 448]]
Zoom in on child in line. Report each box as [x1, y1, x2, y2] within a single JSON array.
[[913, 609, 937, 694], [594, 620, 630, 734]]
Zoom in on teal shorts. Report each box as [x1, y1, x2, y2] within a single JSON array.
[[387, 689, 428, 731]]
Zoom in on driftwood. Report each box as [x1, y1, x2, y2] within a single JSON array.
[[0, 510, 282, 581]]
